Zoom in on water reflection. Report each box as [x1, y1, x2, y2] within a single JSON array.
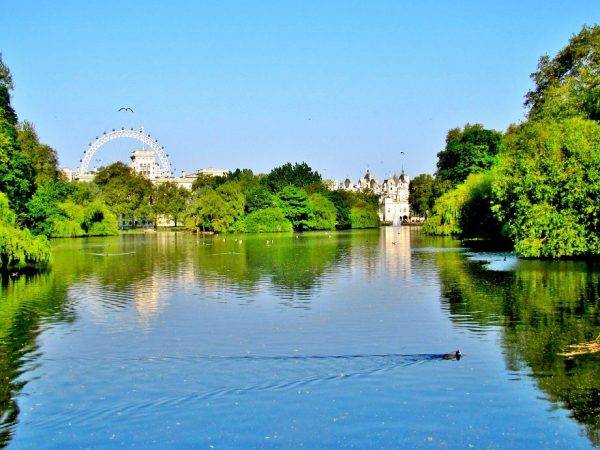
[[434, 250, 600, 445], [0, 229, 599, 447]]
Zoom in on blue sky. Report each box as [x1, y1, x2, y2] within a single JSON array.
[[2, 1, 599, 181]]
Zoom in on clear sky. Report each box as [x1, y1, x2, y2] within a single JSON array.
[[2, 1, 599, 181]]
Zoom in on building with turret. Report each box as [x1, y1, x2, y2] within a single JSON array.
[[340, 169, 410, 225]]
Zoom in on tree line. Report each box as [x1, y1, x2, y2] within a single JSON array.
[[409, 24, 600, 259], [0, 52, 380, 272], [65, 161, 380, 234]]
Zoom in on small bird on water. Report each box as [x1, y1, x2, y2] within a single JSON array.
[[442, 350, 462, 360]]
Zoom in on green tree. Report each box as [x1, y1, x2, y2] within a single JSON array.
[[216, 182, 245, 223], [17, 121, 59, 185], [492, 118, 600, 258], [0, 118, 34, 214], [153, 182, 190, 226], [277, 186, 309, 230], [227, 168, 261, 191], [325, 190, 353, 230], [306, 193, 337, 230], [436, 124, 503, 185], [238, 207, 293, 233], [94, 162, 154, 227], [0, 54, 16, 126], [186, 188, 232, 233], [408, 173, 435, 217], [349, 204, 380, 229], [49, 200, 118, 237], [244, 185, 275, 213], [25, 181, 74, 236], [0, 192, 50, 272], [423, 172, 500, 238], [526, 25, 600, 121], [263, 162, 322, 192], [191, 173, 227, 191]]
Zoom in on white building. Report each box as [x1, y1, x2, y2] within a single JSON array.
[[129, 151, 228, 190], [130, 150, 163, 179], [340, 169, 410, 225]]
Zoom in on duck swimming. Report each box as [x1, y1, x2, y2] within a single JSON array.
[[442, 350, 462, 360]]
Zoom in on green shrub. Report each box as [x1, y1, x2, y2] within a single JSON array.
[[349, 205, 380, 229], [423, 172, 500, 238], [492, 118, 600, 258], [306, 193, 337, 230], [49, 200, 119, 237], [239, 207, 293, 233], [0, 192, 50, 271]]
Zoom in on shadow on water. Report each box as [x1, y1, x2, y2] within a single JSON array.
[[433, 249, 600, 446]]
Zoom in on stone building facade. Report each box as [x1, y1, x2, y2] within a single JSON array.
[[340, 169, 410, 225]]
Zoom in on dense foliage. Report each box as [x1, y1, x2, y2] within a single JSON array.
[[436, 124, 503, 185], [525, 25, 600, 121], [424, 25, 600, 259], [181, 163, 380, 233], [408, 173, 451, 218], [262, 162, 322, 192], [493, 118, 600, 257], [422, 172, 499, 238], [0, 192, 50, 272]]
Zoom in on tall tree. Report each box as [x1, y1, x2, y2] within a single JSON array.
[[153, 182, 190, 227], [94, 162, 154, 226], [436, 123, 503, 185], [17, 121, 60, 185], [0, 118, 34, 214], [277, 186, 309, 230], [0, 54, 16, 126], [263, 162, 321, 192], [525, 25, 600, 120], [408, 174, 435, 217]]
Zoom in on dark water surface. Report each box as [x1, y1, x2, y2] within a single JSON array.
[[1, 228, 599, 448]]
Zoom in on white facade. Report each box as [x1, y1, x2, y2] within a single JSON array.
[[340, 169, 410, 225], [130, 150, 162, 179]]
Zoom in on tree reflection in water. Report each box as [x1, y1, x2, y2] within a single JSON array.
[[1, 231, 599, 447], [434, 250, 600, 445]]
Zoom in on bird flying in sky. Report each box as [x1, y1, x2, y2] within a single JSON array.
[[118, 107, 134, 112]]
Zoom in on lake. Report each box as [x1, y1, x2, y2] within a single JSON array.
[[0, 227, 599, 448]]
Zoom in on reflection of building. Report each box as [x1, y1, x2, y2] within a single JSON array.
[[381, 226, 411, 277], [340, 169, 410, 225]]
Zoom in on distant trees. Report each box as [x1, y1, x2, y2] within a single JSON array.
[[277, 186, 310, 230], [153, 182, 190, 227], [408, 174, 453, 218], [262, 162, 322, 192], [94, 162, 154, 226], [238, 208, 293, 233], [349, 204, 380, 229], [181, 162, 381, 233]]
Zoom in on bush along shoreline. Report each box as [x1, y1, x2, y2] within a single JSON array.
[[418, 25, 600, 259]]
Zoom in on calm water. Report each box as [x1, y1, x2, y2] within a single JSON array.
[[0, 227, 599, 448]]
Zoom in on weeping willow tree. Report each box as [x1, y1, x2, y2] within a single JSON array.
[[0, 192, 50, 272]]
